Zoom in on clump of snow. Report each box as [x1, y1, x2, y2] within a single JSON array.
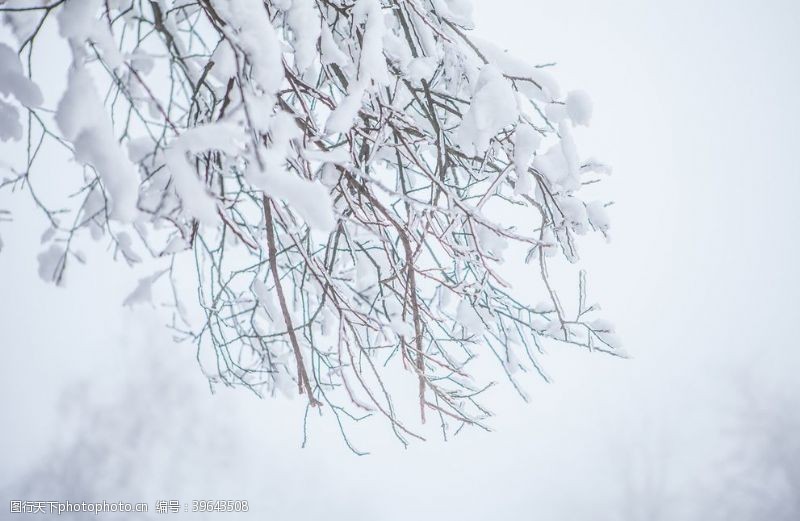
[[283, 0, 321, 73], [127, 50, 154, 75], [456, 298, 486, 336], [2, 1, 49, 44], [0, 43, 43, 108], [586, 201, 611, 234], [353, 0, 389, 85], [326, 82, 366, 134], [252, 278, 280, 324], [557, 196, 589, 235], [476, 225, 508, 260], [431, 0, 475, 28], [389, 318, 415, 340], [513, 124, 541, 195], [532, 144, 568, 187], [126, 137, 152, 163], [246, 112, 336, 232], [210, 40, 237, 82], [472, 37, 561, 101], [258, 169, 336, 232], [37, 243, 65, 285], [164, 121, 246, 225], [545, 102, 567, 124], [57, 0, 122, 68], [407, 57, 437, 84], [57, 0, 100, 41], [456, 65, 518, 155], [566, 90, 593, 127], [123, 271, 165, 307], [115, 231, 142, 263], [0, 42, 43, 141], [217, 0, 284, 95], [558, 121, 581, 189], [582, 158, 613, 176], [0, 101, 22, 142], [320, 24, 349, 66], [544, 319, 563, 338], [56, 67, 139, 222], [303, 147, 351, 166]]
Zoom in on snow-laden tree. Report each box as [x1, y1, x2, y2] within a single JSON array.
[[0, 0, 621, 444]]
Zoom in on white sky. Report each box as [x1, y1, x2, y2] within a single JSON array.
[[1, 1, 799, 519]]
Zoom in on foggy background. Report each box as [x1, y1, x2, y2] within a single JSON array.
[[1, 0, 799, 519]]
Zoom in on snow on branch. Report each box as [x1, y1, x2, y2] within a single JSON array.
[[0, 0, 621, 446]]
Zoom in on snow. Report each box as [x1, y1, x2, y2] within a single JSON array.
[[164, 121, 246, 225], [590, 318, 614, 333], [0, 42, 41, 141], [558, 121, 581, 188], [252, 279, 270, 304], [456, 298, 486, 336], [539, 227, 559, 258], [545, 102, 568, 124], [0, 100, 22, 142], [586, 201, 611, 234], [170, 121, 245, 156], [57, 0, 122, 68], [582, 158, 613, 177], [253, 278, 280, 323], [407, 57, 437, 84], [456, 64, 518, 155], [245, 113, 336, 233], [513, 124, 542, 196], [431, 0, 475, 28], [128, 50, 154, 75], [122, 272, 164, 307], [56, 67, 140, 222], [557, 195, 589, 235], [0, 43, 43, 108], [258, 169, 336, 232], [56, 0, 100, 41], [0, 0, 619, 441], [320, 24, 350, 66], [115, 231, 142, 263], [476, 225, 509, 260], [472, 36, 561, 101], [72, 127, 140, 222], [382, 31, 437, 84], [531, 143, 568, 187], [319, 162, 341, 188], [325, 82, 366, 134], [303, 147, 351, 166], [566, 90, 593, 127], [2, 1, 48, 44], [126, 137, 152, 163], [284, 0, 321, 73], [353, 0, 389, 85], [218, 0, 284, 95], [544, 319, 562, 338], [383, 32, 413, 73], [389, 318, 415, 340], [210, 40, 237, 82], [37, 244, 65, 285], [55, 67, 102, 142]]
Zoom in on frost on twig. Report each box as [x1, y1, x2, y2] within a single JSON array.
[[0, 0, 621, 445]]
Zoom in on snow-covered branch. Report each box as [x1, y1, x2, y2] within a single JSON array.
[[0, 0, 620, 444]]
